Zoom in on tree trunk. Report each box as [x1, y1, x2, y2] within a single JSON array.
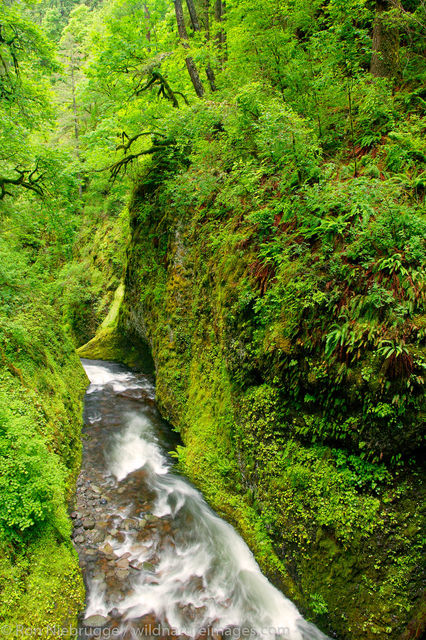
[[144, 3, 151, 47], [184, 0, 217, 92], [214, 0, 227, 64], [184, 0, 217, 91], [203, 0, 210, 40], [370, 0, 401, 78], [173, 0, 205, 97], [185, 0, 201, 31], [70, 54, 82, 196]]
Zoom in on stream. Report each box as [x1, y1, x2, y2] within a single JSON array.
[[73, 359, 330, 640]]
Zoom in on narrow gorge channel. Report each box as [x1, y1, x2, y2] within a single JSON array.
[[73, 359, 330, 640]]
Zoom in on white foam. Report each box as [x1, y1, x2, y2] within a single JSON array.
[[109, 413, 169, 480]]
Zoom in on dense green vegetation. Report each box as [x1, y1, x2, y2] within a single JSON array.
[[0, 0, 424, 637]]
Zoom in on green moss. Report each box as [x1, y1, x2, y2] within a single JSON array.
[[115, 119, 424, 638], [0, 533, 84, 639], [0, 254, 87, 631], [77, 325, 154, 372]]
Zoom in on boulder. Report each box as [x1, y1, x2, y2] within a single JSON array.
[[82, 614, 108, 628]]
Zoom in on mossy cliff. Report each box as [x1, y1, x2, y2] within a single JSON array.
[[0, 240, 87, 638], [106, 98, 424, 640]]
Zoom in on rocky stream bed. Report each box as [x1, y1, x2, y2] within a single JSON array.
[[72, 359, 330, 640]]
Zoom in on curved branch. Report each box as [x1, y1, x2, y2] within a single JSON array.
[[98, 140, 174, 182], [0, 165, 44, 200], [116, 131, 167, 154]]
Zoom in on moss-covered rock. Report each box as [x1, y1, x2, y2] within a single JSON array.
[[0, 253, 87, 634], [113, 121, 424, 639]]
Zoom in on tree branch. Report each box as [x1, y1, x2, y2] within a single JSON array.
[[116, 131, 167, 154], [97, 140, 174, 182], [0, 165, 44, 200]]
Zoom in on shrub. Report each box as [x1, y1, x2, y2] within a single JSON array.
[[0, 410, 70, 543]]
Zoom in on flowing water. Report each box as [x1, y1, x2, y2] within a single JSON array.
[[74, 359, 330, 640]]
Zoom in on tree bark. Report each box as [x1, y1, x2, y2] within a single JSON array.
[[184, 0, 217, 91], [214, 0, 227, 64], [69, 51, 83, 196], [144, 3, 151, 47], [185, 0, 201, 31], [173, 0, 205, 97], [370, 0, 401, 78]]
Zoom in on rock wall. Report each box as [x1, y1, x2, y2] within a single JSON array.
[[116, 179, 424, 640]]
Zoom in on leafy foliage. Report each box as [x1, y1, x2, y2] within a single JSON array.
[[0, 0, 424, 637]]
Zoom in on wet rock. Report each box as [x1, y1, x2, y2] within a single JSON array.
[[130, 561, 143, 571], [90, 530, 105, 544], [100, 498, 108, 505], [142, 561, 155, 572], [83, 615, 109, 628], [116, 557, 129, 569], [91, 485, 101, 493], [108, 528, 118, 537], [116, 568, 129, 580], [101, 542, 114, 555], [82, 518, 96, 530], [123, 518, 138, 531], [136, 530, 151, 543], [145, 514, 157, 523], [178, 603, 197, 621], [187, 575, 204, 591], [74, 535, 85, 544]]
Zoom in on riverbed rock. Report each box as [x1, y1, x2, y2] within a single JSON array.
[[90, 530, 105, 544], [116, 557, 129, 569], [123, 518, 138, 531], [116, 568, 129, 580], [83, 615, 109, 628], [82, 518, 96, 530], [101, 542, 114, 555], [145, 514, 159, 524]]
